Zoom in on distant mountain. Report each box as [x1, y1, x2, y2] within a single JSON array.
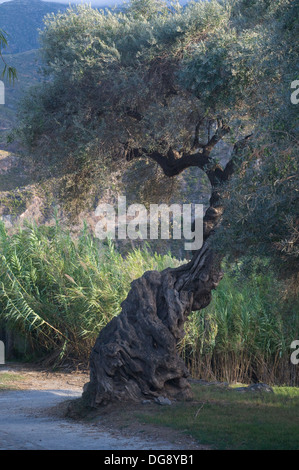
[[0, 0, 68, 54], [0, 0, 119, 142]]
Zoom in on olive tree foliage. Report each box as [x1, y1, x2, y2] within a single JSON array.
[[18, 0, 248, 155], [18, 0, 298, 275], [214, 0, 299, 278]]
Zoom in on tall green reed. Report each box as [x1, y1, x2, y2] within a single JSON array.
[[0, 220, 179, 363], [0, 220, 297, 384]]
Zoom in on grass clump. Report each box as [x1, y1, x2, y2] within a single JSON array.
[[0, 371, 25, 391]]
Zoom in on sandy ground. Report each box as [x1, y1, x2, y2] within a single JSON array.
[[0, 363, 202, 450]]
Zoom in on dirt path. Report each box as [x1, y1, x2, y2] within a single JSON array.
[[0, 364, 200, 450]]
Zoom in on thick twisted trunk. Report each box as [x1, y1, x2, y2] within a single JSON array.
[[83, 243, 222, 406], [83, 127, 249, 407]]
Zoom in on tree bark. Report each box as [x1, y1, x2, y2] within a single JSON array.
[[83, 243, 222, 406], [83, 126, 248, 407], [84, 202, 222, 406]]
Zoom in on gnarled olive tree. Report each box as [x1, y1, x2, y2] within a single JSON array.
[[17, 0, 298, 404], [84, 133, 246, 405]]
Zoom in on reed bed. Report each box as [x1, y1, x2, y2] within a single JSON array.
[[0, 221, 298, 384]]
